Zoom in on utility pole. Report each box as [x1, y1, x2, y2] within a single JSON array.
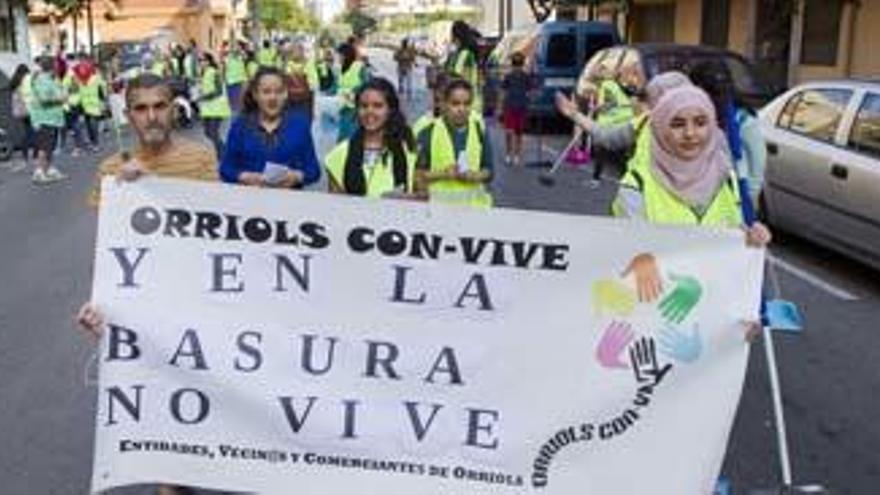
[[87, 0, 95, 57]]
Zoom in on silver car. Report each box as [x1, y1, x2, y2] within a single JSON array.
[[759, 79, 880, 270]]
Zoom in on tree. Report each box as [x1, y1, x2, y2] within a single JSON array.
[[340, 9, 377, 36], [287, 0, 320, 34], [258, 0, 294, 36]]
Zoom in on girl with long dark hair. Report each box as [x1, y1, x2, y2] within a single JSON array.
[[219, 66, 320, 188], [445, 20, 482, 112], [324, 77, 418, 198]]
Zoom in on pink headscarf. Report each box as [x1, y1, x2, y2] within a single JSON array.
[[649, 86, 732, 209], [644, 71, 691, 108]]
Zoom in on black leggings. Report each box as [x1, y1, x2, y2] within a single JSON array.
[[202, 118, 224, 159]]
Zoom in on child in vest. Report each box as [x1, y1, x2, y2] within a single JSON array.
[[415, 78, 493, 207]]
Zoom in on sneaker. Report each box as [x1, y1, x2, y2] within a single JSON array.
[[70, 148, 82, 158], [587, 178, 601, 189], [45, 167, 67, 181], [32, 168, 48, 184], [504, 155, 512, 167]]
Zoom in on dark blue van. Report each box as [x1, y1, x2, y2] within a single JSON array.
[[485, 21, 620, 119]]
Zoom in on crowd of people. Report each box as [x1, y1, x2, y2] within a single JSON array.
[[71, 19, 772, 493]]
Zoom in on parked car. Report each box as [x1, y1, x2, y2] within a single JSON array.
[[759, 79, 880, 270], [576, 43, 772, 109], [485, 21, 620, 119]]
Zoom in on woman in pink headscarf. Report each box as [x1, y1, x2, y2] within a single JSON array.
[[609, 85, 771, 303]]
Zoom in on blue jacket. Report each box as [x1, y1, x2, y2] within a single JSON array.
[[219, 109, 321, 186]]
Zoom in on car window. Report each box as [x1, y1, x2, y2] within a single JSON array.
[[582, 33, 616, 65], [777, 88, 852, 143], [722, 56, 757, 94], [546, 33, 577, 68], [849, 93, 880, 159]]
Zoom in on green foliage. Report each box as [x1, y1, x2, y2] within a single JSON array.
[[40, 0, 84, 16], [257, 0, 321, 35], [339, 9, 377, 36]]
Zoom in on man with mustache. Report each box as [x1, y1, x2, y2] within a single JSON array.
[[81, 73, 216, 495], [88, 73, 217, 206]]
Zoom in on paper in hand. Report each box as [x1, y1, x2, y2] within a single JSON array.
[[262, 162, 289, 185]]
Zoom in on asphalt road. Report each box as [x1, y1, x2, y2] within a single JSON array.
[[0, 48, 877, 494]]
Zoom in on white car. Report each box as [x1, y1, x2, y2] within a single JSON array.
[[759, 79, 880, 270]]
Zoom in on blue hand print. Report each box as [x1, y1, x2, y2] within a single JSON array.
[[658, 324, 702, 364]]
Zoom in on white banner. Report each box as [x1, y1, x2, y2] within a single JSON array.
[[90, 177, 764, 494]]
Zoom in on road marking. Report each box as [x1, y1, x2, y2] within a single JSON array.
[[767, 253, 859, 301]]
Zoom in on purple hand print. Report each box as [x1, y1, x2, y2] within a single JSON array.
[[595, 321, 635, 369]]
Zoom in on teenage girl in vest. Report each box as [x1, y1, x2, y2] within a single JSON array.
[[617, 86, 771, 303], [324, 77, 418, 199], [415, 78, 493, 208]]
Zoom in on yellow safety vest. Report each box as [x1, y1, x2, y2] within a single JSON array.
[[425, 118, 492, 208], [62, 73, 81, 110], [325, 141, 415, 198], [258, 47, 279, 67], [200, 66, 231, 119], [596, 79, 634, 127], [80, 74, 106, 117], [612, 149, 742, 228], [338, 61, 365, 110], [246, 60, 259, 79], [225, 54, 247, 85], [286, 59, 319, 90]]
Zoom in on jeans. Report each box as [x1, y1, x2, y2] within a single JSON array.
[[203, 118, 224, 159]]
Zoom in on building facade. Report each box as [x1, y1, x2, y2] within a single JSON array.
[[28, 0, 249, 55], [623, 0, 878, 89]]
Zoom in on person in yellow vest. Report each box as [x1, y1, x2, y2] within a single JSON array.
[[315, 47, 336, 94], [336, 42, 369, 142], [415, 78, 493, 208], [9, 64, 35, 169], [224, 42, 248, 112], [80, 64, 108, 152], [557, 70, 692, 181], [599, 85, 769, 302], [585, 67, 637, 187], [257, 39, 279, 68], [445, 20, 482, 113], [285, 42, 319, 91], [196, 52, 231, 158], [61, 65, 85, 157], [285, 41, 320, 118], [325, 77, 419, 199], [245, 48, 259, 80]]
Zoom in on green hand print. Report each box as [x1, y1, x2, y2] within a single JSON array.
[[591, 279, 637, 316], [659, 274, 703, 324]]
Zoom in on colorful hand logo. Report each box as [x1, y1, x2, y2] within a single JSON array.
[[659, 274, 703, 324], [659, 324, 702, 363], [591, 279, 637, 316], [595, 321, 635, 369]]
